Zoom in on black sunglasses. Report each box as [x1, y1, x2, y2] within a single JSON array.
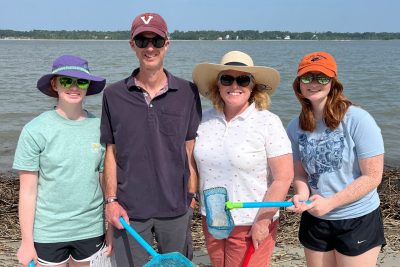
[[133, 35, 166, 48], [219, 74, 253, 87]]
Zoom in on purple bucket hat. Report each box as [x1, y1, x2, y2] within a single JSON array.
[[37, 55, 106, 97]]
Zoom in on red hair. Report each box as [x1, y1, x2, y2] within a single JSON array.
[[292, 77, 352, 131]]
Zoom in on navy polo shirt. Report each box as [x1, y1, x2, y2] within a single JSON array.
[[100, 69, 202, 219]]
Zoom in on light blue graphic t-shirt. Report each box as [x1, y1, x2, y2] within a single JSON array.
[[287, 106, 384, 220]]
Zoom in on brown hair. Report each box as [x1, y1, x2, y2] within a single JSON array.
[[292, 77, 352, 131], [208, 80, 271, 112]]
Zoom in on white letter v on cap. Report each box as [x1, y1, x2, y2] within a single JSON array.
[[141, 16, 153, 25]]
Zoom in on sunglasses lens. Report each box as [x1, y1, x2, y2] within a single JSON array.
[[153, 37, 166, 48], [59, 77, 89, 89], [316, 76, 331, 85], [220, 75, 235, 86], [76, 79, 90, 89], [134, 35, 165, 48], [134, 37, 148, 48], [300, 74, 331, 85], [300, 75, 313, 84], [236, 75, 251, 87], [220, 75, 252, 87], [59, 77, 73, 88]]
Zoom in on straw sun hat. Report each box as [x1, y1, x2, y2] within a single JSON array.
[[192, 51, 280, 98]]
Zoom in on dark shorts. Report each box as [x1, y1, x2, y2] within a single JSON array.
[[34, 235, 105, 265], [299, 207, 386, 256]]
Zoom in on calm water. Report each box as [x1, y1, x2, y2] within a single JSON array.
[[0, 39, 399, 171]]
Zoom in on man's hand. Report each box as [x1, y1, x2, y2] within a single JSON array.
[[105, 202, 129, 229]]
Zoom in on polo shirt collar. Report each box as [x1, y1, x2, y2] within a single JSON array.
[[216, 102, 256, 121], [127, 68, 179, 91]]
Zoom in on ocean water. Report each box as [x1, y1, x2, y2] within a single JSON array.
[[0, 39, 399, 171]]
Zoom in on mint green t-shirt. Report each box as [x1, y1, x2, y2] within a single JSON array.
[[13, 110, 105, 243]]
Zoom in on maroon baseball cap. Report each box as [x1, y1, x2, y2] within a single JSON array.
[[131, 13, 168, 39]]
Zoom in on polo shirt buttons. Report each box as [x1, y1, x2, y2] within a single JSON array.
[[149, 104, 153, 108]]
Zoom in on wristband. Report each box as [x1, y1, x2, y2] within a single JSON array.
[[105, 197, 118, 204]]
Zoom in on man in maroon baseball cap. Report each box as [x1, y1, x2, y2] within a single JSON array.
[[130, 12, 168, 39], [101, 12, 201, 266]]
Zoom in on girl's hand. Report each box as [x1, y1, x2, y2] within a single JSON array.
[[17, 241, 37, 266], [105, 225, 114, 256], [286, 194, 309, 213], [307, 194, 335, 217]]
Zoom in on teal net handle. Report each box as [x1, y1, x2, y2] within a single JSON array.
[[226, 200, 311, 210], [29, 261, 34, 267], [119, 217, 158, 258]]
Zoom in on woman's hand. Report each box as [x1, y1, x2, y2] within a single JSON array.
[[17, 241, 37, 267], [249, 218, 271, 249]]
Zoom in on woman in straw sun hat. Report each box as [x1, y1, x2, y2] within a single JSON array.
[[286, 51, 386, 267], [192, 51, 294, 266], [13, 55, 111, 266]]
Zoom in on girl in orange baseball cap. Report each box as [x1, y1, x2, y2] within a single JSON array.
[[286, 51, 386, 266]]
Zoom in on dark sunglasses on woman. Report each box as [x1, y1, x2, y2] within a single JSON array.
[[219, 74, 253, 87]]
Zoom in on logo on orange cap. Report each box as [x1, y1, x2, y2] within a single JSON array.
[[297, 51, 337, 78]]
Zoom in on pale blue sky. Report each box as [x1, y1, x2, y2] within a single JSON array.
[[1, 0, 399, 32]]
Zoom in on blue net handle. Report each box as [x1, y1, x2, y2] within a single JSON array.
[[120, 217, 195, 267], [119, 217, 158, 258]]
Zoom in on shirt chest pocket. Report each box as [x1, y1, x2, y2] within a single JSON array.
[[158, 112, 183, 136]]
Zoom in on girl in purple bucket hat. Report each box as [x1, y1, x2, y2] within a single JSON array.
[[13, 55, 112, 266]]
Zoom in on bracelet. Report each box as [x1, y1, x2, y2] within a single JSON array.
[[105, 197, 118, 204], [192, 192, 199, 202]]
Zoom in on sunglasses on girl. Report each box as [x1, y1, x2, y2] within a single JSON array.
[[219, 74, 253, 87], [133, 35, 166, 48], [300, 74, 331, 85], [58, 76, 90, 90]]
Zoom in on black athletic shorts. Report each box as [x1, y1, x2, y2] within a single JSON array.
[[299, 207, 386, 256], [34, 234, 105, 265]]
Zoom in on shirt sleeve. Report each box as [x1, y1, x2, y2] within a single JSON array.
[[100, 91, 115, 144], [286, 118, 301, 161], [348, 109, 384, 159], [265, 114, 292, 158], [12, 127, 42, 171], [185, 83, 202, 141], [98, 143, 106, 172]]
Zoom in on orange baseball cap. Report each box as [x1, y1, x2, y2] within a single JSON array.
[[297, 51, 337, 78]]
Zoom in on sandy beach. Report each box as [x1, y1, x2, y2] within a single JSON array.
[[1, 168, 399, 266], [0, 240, 398, 266]]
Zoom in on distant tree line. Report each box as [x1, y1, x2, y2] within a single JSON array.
[[1, 29, 399, 40]]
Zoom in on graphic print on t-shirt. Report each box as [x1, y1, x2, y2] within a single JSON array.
[[299, 128, 345, 189]]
